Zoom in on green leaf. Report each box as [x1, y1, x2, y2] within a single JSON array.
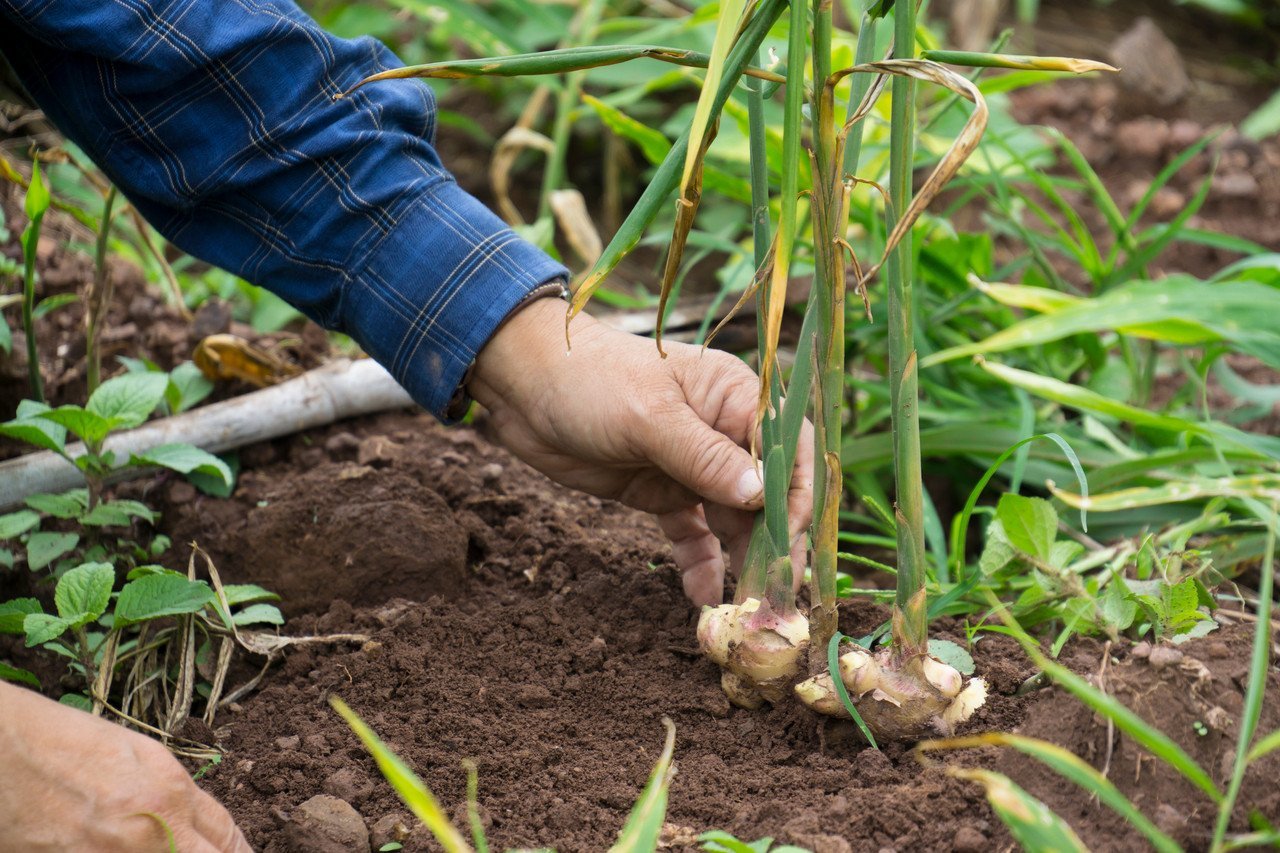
[[928, 638, 976, 675], [329, 697, 473, 852], [232, 603, 284, 627], [0, 549, 11, 569], [0, 598, 42, 634], [979, 520, 1016, 575], [79, 500, 159, 527], [1099, 577, 1137, 631], [26, 531, 79, 572], [130, 444, 233, 488], [952, 769, 1087, 852], [0, 407, 68, 454], [58, 693, 92, 712], [54, 562, 115, 627], [0, 660, 39, 687], [23, 612, 73, 647], [25, 490, 88, 519], [86, 372, 169, 430], [221, 584, 280, 606], [24, 161, 51, 221], [610, 718, 677, 853], [38, 406, 114, 445], [166, 362, 214, 414], [114, 574, 214, 626], [996, 494, 1057, 562], [0, 510, 41, 539], [32, 292, 79, 319]]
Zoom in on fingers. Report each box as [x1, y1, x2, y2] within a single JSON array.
[[647, 408, 764, 511], [192, 788, 253, 852], [657, 506, 725, 607]]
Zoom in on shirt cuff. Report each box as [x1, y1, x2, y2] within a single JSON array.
[[339, 177, 569, 422]]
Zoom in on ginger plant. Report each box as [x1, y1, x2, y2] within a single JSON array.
[[352, 0, 1112, 740]]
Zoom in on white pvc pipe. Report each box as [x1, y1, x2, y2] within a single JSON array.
[[0, 358, 413, 511]]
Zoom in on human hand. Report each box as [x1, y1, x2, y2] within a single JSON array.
[[0, 681, 250, 852], [470, 297, 813, 606]]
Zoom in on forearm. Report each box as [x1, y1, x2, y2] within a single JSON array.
[[0, 0, 567, 419]]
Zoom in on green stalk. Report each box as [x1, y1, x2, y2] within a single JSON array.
[[885, 0, 929, 657], [87, 186, 118, 395], [536, 0, 607, 225]]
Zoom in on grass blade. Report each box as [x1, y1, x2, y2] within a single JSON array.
[[1211, 501, 1275, 850], [922, 50, 1117, 74], [949, 768, 1088, 852], [609, 717, 677, 853], [827, 632, 879, 748], [330, 697, 473, 853], [1247, 728, 1280, 764], [920, 734, 1181, 853], [990, 603, 1223, 804], [1050, 476, 1280, 513]]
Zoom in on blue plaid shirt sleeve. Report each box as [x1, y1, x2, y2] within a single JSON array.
[[0, 0, 569, 420]]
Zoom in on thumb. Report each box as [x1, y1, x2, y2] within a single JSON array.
[[650, 412, 763, 509]]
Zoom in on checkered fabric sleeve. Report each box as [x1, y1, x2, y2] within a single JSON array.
[[0, 0, 568, 420]]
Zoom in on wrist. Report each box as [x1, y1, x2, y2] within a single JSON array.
[[470, 293, 598, 411]]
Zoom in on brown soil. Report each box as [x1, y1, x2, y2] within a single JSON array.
[[143, 410, 1274, 853]]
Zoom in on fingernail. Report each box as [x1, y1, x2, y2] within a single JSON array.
[[736, 468, 764, 503]]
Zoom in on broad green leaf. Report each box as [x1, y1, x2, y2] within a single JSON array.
[[166, 362, 214, 414], [926, 277, 1280, 367], [38, 406, 114, 446], [1099, 578, 1137, 631], [86, 372, 169, 430], [609, 717, 677, 853], [0, 510, 41, 539], [979, 520, 1016, 575], [923, 735, 1179, 853], [79, 500, 159, 527], [54, 562, 115, 626], [928, 638, 976, 675], [232, 603, 284, 627], [0, 598, 42, 634], [23, 612, 73, 647], [951, 768, 1087, 852], [25, 490, 88, 519], [130, 444, 233, 487], [0, 661, 39, 688], [221, 584, 280, 606], [26, 531, 79, 572], [114, 574, 214, 626], [329, 697, 472, 852], [996, 494, 1057, 562], [582, 95, 671, 165], [0, 548, 11, 569], [0, 409, 67, 454]]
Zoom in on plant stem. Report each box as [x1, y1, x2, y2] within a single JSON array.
[[87, 186, 118, 395], [886, 0, 929, 657], [21, 212, 44, 404]]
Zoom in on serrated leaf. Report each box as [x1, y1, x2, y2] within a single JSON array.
[[0, 661, 39, 688], [979, 519, 1016, 575], [1166, 578, 1200, 618], [1048, 540, 1083, 570], [222, 584, 281, 606], [125, 564, 185, 581], [1099, 578, 1137, 631], [232, 603, 284, 626], [0, 598, 42, 634], [79, 500, 159, 527], [166, 361, 214, 413], [54, 562, 115, 626], [26, 531, 79, 572], [996, 494, 1057, 562], [25, 490, 88, 519], [130, 444, 232, 488], [114, 574, 214, 626], [86, 372, 169, 430], [38, 406, 115, 445], [928, 638, 976, 675], [23, 612, 73, 647], [0, 510, 41, 539]]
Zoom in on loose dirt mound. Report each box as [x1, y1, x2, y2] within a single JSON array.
[[173, 412, 1276, 852]]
